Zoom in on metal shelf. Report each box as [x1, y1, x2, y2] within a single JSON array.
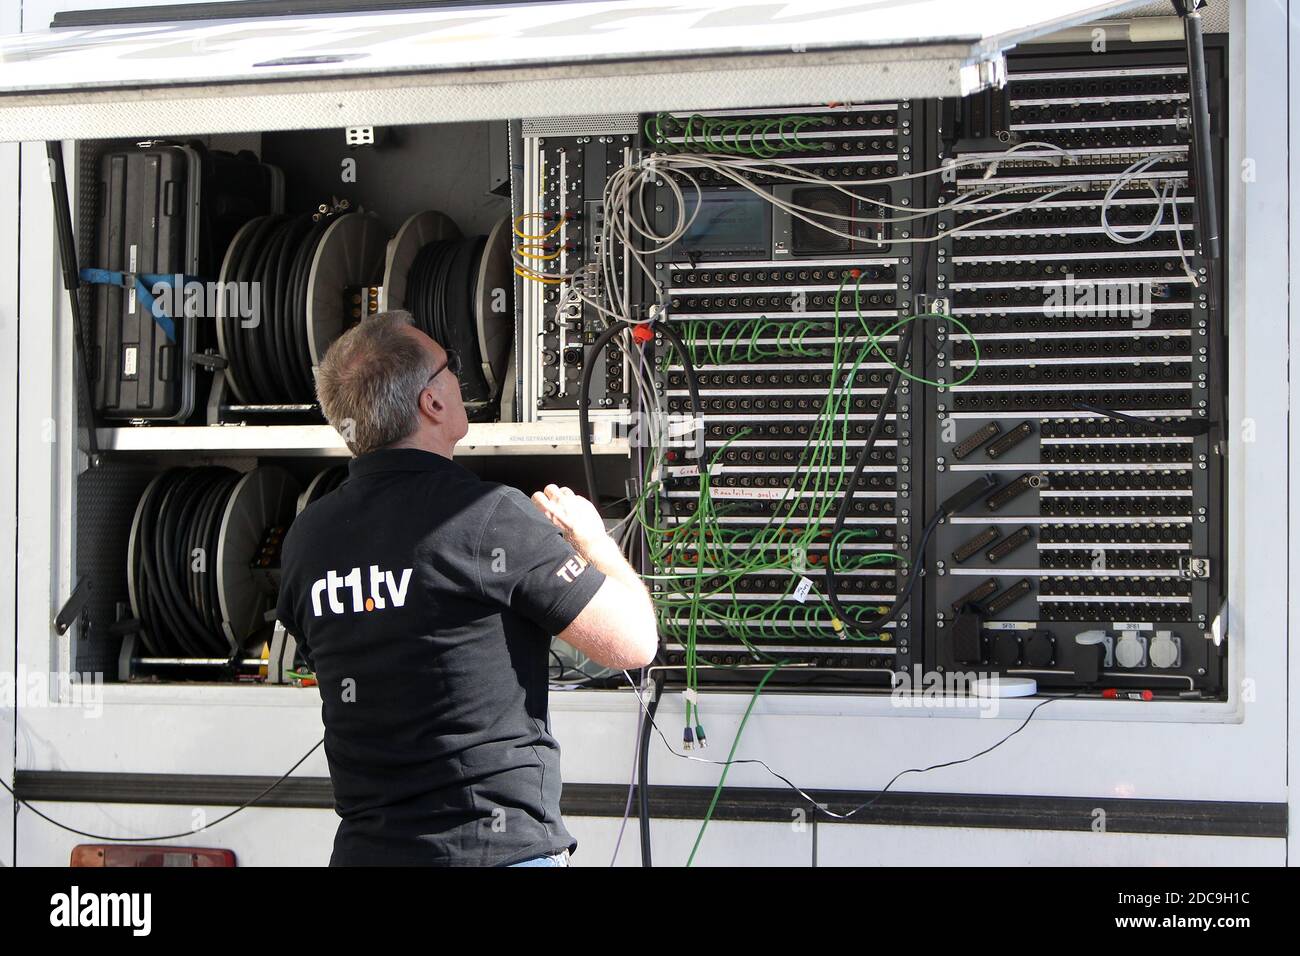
[[95, 422, 628, 458]]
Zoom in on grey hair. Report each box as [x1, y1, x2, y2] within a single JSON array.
[[314, 310, 436, 456]]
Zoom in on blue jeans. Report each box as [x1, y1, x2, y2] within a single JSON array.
[[509, 850, 570, 867]]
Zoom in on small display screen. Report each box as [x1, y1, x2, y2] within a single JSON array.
[[680, 189, 770, 257]]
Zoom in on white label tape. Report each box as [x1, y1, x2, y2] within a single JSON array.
[[667, 416, 703, 438], [667, 463, 722, 478], [792, 576, 813, 604], [710, 486, 785, 501]]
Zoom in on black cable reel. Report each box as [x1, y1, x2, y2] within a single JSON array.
[[214, 209, 387, 412], [125, 466, 301, 667], [262, 465, 350, 683], [381, 211, 514, 421], [297, 465, 348, 513]]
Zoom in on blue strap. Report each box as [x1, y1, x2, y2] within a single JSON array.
[[79, 268, 201, 343]]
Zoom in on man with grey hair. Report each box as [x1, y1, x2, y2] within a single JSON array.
[[276, 310, 657, 867]]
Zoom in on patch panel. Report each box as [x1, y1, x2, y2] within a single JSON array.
[[507, 46, 1232, 700], [520, 118, 637, 421], [925, 48, 1225, 694], [643, 100, 918, 687]]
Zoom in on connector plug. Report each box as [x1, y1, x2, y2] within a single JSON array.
[[941, 474, 998, 516]]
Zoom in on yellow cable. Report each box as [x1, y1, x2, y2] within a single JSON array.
[[515, 242, 561, 262], [514, 266, 565, 286], [513, 212, 563, 240]]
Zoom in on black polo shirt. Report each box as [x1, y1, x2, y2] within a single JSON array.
[[276, 447, 605, 866]]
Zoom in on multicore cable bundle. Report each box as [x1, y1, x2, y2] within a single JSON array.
[[218, 214, 327, 404], [381, 211, 514, 417], [128, 465, 301, 659], [129, 466, 242, 657], [407, 236, 491, 404], [216, 210, 386, 408]]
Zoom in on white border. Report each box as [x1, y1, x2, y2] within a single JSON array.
[[9, 0, 1289, 864]]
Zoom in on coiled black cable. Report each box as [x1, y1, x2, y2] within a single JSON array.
[[406, 237, 492, 406], [287, 217, 333, 400], [407, 240, 451, 340], [224, 215, 281, 404], [223, 215, 329, 405], [131, 467, 242, 657], [187, 474, 229, 635], [248, 215, 294, 400]]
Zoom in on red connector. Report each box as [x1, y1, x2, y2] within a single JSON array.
[[1102, 688, 1154, 701]]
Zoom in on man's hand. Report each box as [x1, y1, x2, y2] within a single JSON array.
[[531, 484, 658, 669], [530, 484, 613, 560]]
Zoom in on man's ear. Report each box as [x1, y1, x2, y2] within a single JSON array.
[[419, 386, 446, 423]]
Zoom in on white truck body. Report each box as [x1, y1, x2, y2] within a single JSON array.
[[0, 0, 1290, 867]]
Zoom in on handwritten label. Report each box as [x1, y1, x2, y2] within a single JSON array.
[[792, 576, 813, 604], [667, 463, 722, 478], [710, 486, 785, 501], [667, 416, 704, 438]]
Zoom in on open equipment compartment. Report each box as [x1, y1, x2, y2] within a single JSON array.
[[7, 0, 1290, 872], [2, 0, 1232, 702]]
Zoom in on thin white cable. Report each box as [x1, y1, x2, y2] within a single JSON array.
[[633, 155, 1088, 247], [1101, 153, 1174, 244], [646, 136, 1075, 188], [1169, 181, 1201, 287]]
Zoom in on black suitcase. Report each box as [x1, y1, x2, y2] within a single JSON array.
[[91, 143, 282, 422], [91, 143, 197, 421]]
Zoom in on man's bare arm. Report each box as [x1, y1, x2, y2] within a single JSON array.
[[530, 484, 658, 669]]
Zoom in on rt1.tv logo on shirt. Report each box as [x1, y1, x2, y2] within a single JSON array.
[[311, 565, 413, 617]]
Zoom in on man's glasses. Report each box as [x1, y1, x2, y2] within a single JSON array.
[[425, 348, 461, 389]]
